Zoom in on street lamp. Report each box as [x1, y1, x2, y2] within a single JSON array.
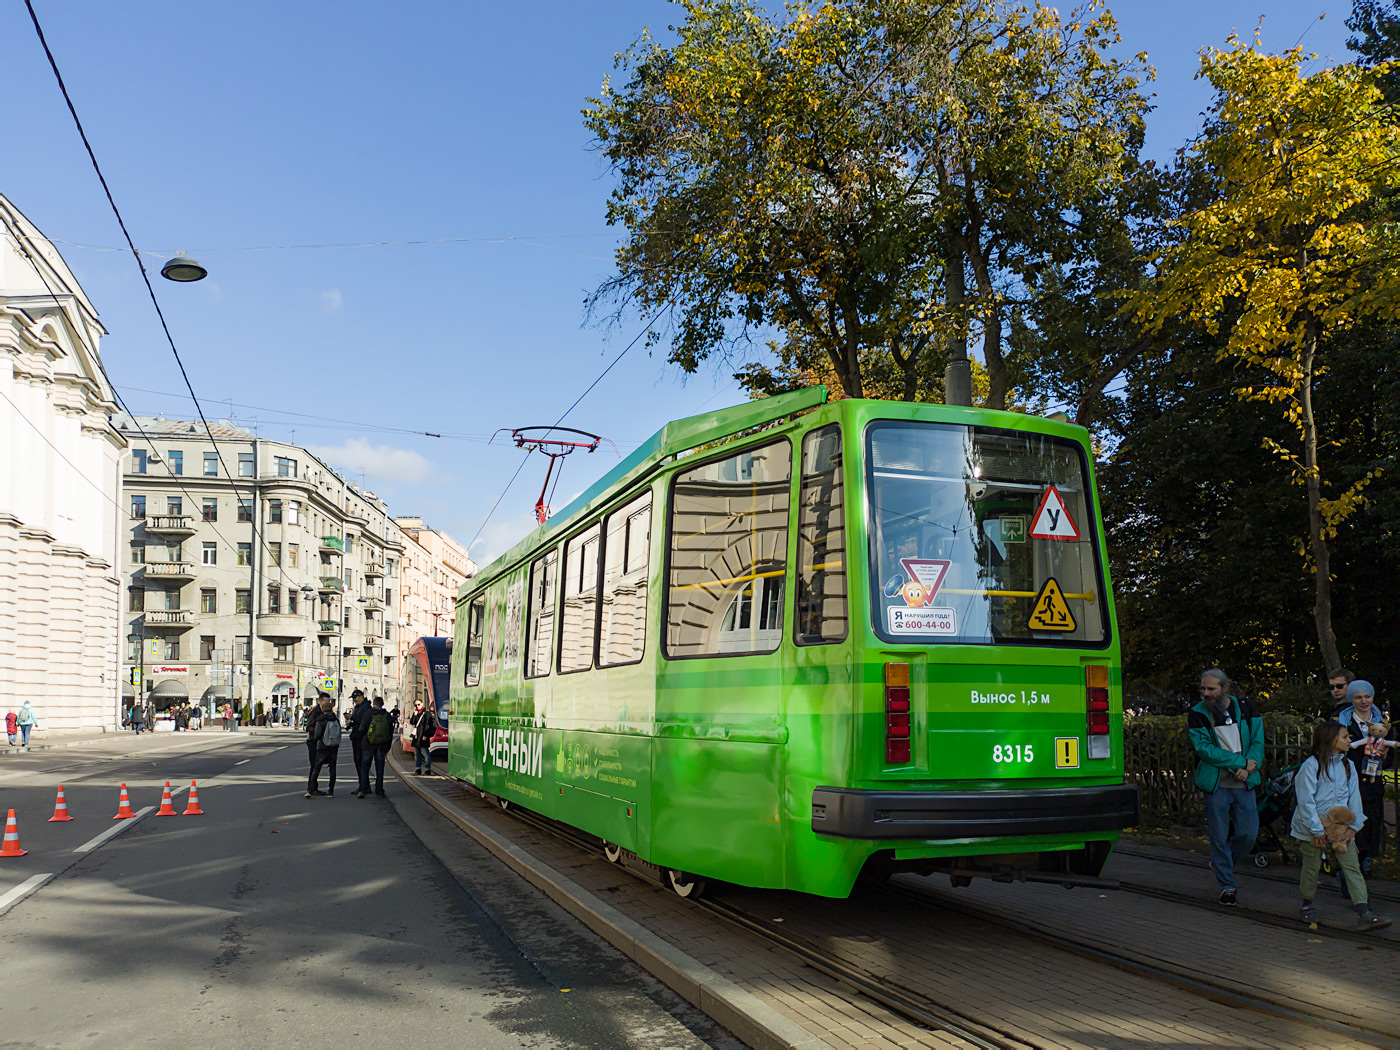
[[160, 255, 208, 282]]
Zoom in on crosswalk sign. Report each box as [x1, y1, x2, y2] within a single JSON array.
[[1028, 577, 1077, 632], [1029, 485, 1080, 541]]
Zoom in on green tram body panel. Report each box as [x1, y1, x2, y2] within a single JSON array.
[[449, 391, 1135, 898]]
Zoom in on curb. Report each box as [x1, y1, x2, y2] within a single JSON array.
[[390, 762, 832, 1050]]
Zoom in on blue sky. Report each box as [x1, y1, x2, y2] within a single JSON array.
[[3, 1, 1349, 563]]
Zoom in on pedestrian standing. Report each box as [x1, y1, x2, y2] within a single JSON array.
[[132, 703, 144, 734], [16, 701, 37, 747], [142, 702, 155, 734], [306, 698, 342, 798], [357, 697, 394, 798], [347, 689, 371, 783], [222, 702, 234, 732], [5, 710, 17, 746], [1187, 668, 1263, 906], [1293, 720, 1392, 931], [305, 694, 327, 772], [1327, 667, 1356, 717], [1337, 680, 1395, 875], [411, 699, 438, 776]]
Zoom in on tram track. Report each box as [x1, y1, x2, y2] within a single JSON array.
[[419, 772, 1395, 1049]]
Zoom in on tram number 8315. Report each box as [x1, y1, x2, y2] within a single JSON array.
[[993, 743, 1035, 763]]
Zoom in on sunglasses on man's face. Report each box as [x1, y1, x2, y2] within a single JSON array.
[[1331, 683, 1349, 690]]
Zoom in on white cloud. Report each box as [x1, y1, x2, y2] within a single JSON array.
[[467, 510, 540, 566], [308, 438, 433, 485], [320, 288, 343, 313]]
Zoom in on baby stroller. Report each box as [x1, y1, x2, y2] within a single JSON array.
[[1250, 764, 1301, 868]]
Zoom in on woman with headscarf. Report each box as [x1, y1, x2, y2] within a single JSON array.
[[1337, 679, 1396, 875]]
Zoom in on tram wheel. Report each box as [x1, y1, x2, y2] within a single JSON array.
[[497, 797, 511, 812], [950, 874, 973, 888], [1253, 853, 1270, 869], [667, 869, 707, 900], [603, 841, 623, 864]]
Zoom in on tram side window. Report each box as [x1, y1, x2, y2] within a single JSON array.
[[524, 548, 558, 679], [559, 524, 601, 673], [599, 492, 652, 667], [666, 439, 791, 658], [464, 596, 485, 685], [796, 425, 847, 645]]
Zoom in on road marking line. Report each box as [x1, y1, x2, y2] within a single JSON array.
[[74, 807, 156, 853], [0, 873, 54, 915], [235, 759, 250, 765]]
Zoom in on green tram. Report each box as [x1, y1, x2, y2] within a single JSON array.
[[449, 387, 1138, 898]]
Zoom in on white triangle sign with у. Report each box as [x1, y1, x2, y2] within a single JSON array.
[[1028, 485, 1080, 541]]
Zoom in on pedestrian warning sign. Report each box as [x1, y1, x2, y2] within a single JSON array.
[[1029, 485, 1080, 541], [1055, 737, 1080, 769], [1028, 577, 1077, 632]]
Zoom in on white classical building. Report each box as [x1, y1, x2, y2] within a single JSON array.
[[0, 193, 126, 732]]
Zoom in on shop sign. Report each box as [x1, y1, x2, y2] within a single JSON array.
[[150, 664, 189, 675]]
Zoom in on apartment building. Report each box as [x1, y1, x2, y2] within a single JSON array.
[[116, 416, 403, 714], [1, 194, 126, 731], [393, 515, 474, 661]]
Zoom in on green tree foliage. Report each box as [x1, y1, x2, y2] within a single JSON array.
[[1348, 0, 1400, 99], [1132, 37, 1400, 674], [584, 0, 1150, 407]]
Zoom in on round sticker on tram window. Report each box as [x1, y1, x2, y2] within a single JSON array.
[[883, 574, 905, 598]]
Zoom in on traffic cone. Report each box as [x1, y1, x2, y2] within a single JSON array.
[[0, 810, 25, 857], [48, 785, 73, 822], [113, 783, 137, 820], [155, 780, 177, 817], [182, 781, 204, 816]]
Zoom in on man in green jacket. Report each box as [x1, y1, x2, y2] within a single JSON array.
[[1187, 668, 1264, 906]]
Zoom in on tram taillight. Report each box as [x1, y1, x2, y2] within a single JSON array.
[[1086, 664, 1111, 759], [885, 663, 912, 765]]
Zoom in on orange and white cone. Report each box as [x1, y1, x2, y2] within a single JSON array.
[[113, 783, 137, 820], [182, 781, 204, 816], [48, 785, 73, 822], [0, 809, 25, 857], [155, 780, 177, 817]]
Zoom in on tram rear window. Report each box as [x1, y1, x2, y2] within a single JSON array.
[[866, 422, 1107, 647]]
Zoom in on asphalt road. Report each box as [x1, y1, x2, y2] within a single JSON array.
[[0, 731, 741, 1048]]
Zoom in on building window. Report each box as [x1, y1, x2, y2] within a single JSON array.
[[202, 542, 217, 566], [235, 589, 250, 614], [269, 542, 281, 567], [169, 450, 183, 475], [238, 452, 254, 477], [287, 501, 300, 526], [268, 587, 281, 614], [235, 636, 250, 660], [666, 439, 791, 658], [274, 642, 293, 661], [128, 588, 145, 612], [344, 569, 352, 589], [133, 449, 147, 474], [288, 590, 298, 614], [131, 494, 146, 519], [200, 635, 215, 661], [204, 451, 218, 476], [168, 497, 182, 517], [201, 589, 217, 614], [163, 638, 180, 660], [202, 498, 217, 522], [237, 499, 252, 523], [288, 543, 299, 569], [237, 542, 251, 566], [130, 542, 145, 566], [127, 635, 140, 661], [344, 610, 351, 627], [385, 588, 392, 607], [164, 589, 181, 611], [268, 499, 282, 524], [275, 456, 297, 477], [166, 542, 182, 563]]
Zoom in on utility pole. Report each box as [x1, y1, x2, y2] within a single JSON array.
[[248, 436, 259, 718]]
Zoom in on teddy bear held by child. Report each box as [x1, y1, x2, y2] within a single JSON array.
[[1321, 805, 1357, 851]]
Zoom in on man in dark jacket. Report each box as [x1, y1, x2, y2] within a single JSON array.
[[357, 696, 395, 798], [347, 690, 372, 786], [411, 700, 437, 776], [305, 694, 328, 772], [1187, 668, 1264, 906], [306, 697, 341, 798]]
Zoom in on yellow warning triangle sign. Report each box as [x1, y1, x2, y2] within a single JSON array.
[[1028, 577, 1077, 632]]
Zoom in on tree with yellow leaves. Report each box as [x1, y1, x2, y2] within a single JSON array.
[[1134, 37, 1400, 672]]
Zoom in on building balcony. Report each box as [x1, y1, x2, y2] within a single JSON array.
[[256, 613, 309, 640], [143, 561, 195, 580], [316, 620, 339, 636], [145, 515, 196, 536], [318, 576, 344, 593], [143, 610, 193, 630], [320, 535, 345, 553], [363, 559, 385, 577], [359, 595, 384, 611]]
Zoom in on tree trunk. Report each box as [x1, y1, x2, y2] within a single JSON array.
[[1301, 321, 1342, 673], [943, 228, 972, 407]]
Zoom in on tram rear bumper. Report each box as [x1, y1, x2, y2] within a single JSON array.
[[810, 783, 1140, 839]]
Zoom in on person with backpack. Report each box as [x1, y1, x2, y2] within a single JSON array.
[[357, 697, 395, 798], [410, 699, 438, 776], [17, 701, 37, 747], [1293, 720, 1392, 932], [306, 698, 342, 798]]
